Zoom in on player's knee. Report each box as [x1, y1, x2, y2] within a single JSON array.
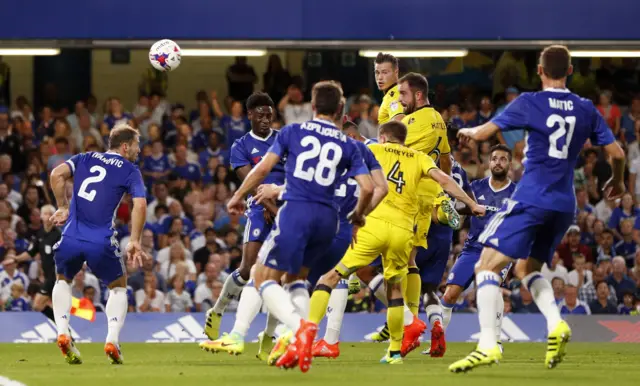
[[107, 276, 128, 289], [442, 287, 459, 305], [318, 270, 341, 288], [474, 248, 510, 274]]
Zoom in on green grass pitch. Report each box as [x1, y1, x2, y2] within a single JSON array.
[[1, 343, 640, 386]]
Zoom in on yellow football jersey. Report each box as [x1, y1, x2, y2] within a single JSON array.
[[378, 84, 404, 124], [368, 143, 437, 231], [402, 106, 450, 202]]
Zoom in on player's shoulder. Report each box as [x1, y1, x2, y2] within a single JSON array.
[[383, 84, 399, 101], [471, 176, 490, 189]]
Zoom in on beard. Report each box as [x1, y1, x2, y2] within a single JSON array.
[[491, 167, 508, 180]]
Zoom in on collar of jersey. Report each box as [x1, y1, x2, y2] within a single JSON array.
[[414, 104, 433, 113], [384, 83, 397, 96], [249, 129, 274, 142], [105, 151, 124, 157], [542, 87, 570, 93], [488, 176, 512, 193], [312, 118, 337, 127]]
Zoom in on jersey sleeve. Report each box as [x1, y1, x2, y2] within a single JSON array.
[[359, 142, 382, 172], [590, 103, 616, 146], [439, 131, 451, 154], [229, 140, 250, 170], [420, 152, 438, 177], [65, 153, 84, 176], [268, 125, 291, 157], [491, 94, 529, 131], [126, 167, 146, 199], [347, 141, 369, 177]]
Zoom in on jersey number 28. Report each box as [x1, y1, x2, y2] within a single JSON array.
[[294, 136, 343, 186], [547, 114, 576, 160], [78, 166, 107, 202]]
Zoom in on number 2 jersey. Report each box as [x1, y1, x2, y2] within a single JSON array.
[[491, 88, 615, 213], [64, 152, 146, 243], [268, 119, 369, 209], [367, 142, 438, 232]]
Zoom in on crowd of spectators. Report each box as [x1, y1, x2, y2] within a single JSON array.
[[0, 53, 639, 317]]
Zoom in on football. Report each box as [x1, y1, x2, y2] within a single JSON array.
[[149, 39, 182, 72]]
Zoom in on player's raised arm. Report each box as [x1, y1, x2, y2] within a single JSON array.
[[228, 152, 281, 214], [428, 167, 484, 216], [457, 122, 501, 143], [459, 95, 529, 143], [348, 143, 374, 225], [49, 161, 73, 226]]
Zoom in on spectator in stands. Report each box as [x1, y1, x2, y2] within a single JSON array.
[[552, 277, 566, 304], [164, 275, 193, 312], [193, 228, 223, 273], [278, 83, 313, 125], [159, 242, 196, 283], [542, 252, 569, 283], [197, 256, 229, 285], [0, 249, 29, 305], [47, 137, 72, 172], [146, 181, 177, 223], [194, 266, 223, 312], [511, 283, 540, 314], [16, 185, 41, 223], [596, 229, 617, 262], [262, 54, 291, 105], [3, 282, 31, 311], [618, 291, 637, 315], [597, 90, 622, 141], [567, 254, 593, 289], [559, 285, 590, 314], [71, 268, 100, 305], [630, 250, 640, 281], [589, 281, 619, 314], [608, 193, 639, 240], [607, 256, 637, 302], [172, 144, 201, 185], [615, 219, 637, 266], [213, 98, 250, 149], [622, 95, 640, 145], [136, 275, 165, 313], [575, 188, 594, 215], [129, 257, 166, 293], [226, 56, 257, 104], [557, 225, 593, 270], [495, 88, 524, 149], [0, 109, 23, 173]]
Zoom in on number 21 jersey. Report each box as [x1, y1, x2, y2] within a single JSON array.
[[491, 88, 615, 213], [63, 152, 146, 243]]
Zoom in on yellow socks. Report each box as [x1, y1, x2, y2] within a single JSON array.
[[308, 284, 332, 324]]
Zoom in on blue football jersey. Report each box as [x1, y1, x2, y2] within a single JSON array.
[[492, 89, 615, 213], [429, 159, 470, 239], [64, 152, 146, 243], [334, 139, 381, 220], [143, 154, 171, 174], [230, 130, 286, 209], [172, 162, 201, 182], [465, 177, 517, 251], [269, 119, 369, 208]]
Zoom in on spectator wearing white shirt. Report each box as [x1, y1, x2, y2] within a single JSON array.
[[165, 275, 193, 312], [278, 84, 313, 125], [71, 268, 101, 305], [567, 254, 593, 288], [136, 275, 165, 313], [194, 276, 223, 312], [146, 182, 177, 223], [156, 236, 193, 267], [541, 252, 569, 284], [71, 113, 103, 151], [197, 259, 229, 286], [158, 242, 196, 282], [0, 249, 29, 303], [594, 197, 618, 224]]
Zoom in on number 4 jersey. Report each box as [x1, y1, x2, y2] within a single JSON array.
[[492, 88, 615, 213], [63, 152, 146, 243]]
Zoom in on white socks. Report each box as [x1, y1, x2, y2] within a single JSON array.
[[324, 280, 348, 344], [368, 274, 388, 306], [475, 271, 501, 350], [403, 306, 414, 326], [286, 280, 310, 319], [231, 284, 262, 337], [495, 292, 504, 341], [212, 270, 246, 315], [52, 280, 72, 336], [259, 280, 302, 332], [105, 287, 128, 344], [426, 303, 444, 326], [264, 312, 279, 337], [441, 300, 454, 330], [523, 272, 562, 332]]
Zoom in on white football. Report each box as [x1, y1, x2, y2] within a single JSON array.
[[149, 39, 182, 72]]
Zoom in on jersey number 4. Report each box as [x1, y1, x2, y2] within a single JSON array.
[[294, 136, 343, 186], [78, 166, 107, 202], [387, 161, 406, 193], [547, 114, 576, 160]]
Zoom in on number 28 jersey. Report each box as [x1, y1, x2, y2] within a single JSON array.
[[63, 152, 146, 243], [268, 119, 369, 209], [492, 89, 615, 213], [368, 142, 438, 232]]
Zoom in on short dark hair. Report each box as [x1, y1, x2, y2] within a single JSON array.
[[54, 137, 69, 146], [375, 52, 398, 69], [343, 120, 358, 132], [109, 124, 139, 150], [595, 280, 609, 290], [246, 92, 275, 110], [490, 144, 512, 160], [540, 45, 571, 80], [379, 121, 407, 143], [311, 81, 343, 116], [398, 72, 429, 97], [602, 228, 615, 237]]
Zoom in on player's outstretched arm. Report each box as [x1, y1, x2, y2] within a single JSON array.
[[127, 197, 148, 267], [602, 141, 627, 200], [457, 122, 500, 143], [236, 164, 279, 216], [50, 163, 72, 209], [429, 168, 485, 216], [365, 169, 388, 215], [227, 153, 280, 214], [439, 153, 452, 176], [351, 173, 374, 225]]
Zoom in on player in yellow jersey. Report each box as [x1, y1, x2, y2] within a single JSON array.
[[375, 53, 405, 124], [305, 121, 484, 365]]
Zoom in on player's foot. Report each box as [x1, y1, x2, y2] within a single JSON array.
[[268, 331, 292, 366], [312, 339, 340, 358], [57, 334, 82, 365], [429, 320, 446, 358], [498, 341, 504, 354], [448, 346, 502, 373], [104, 342, 124, 365], [545, 320, 571, 369], [294, 320, 318, 373], [347, 275, 361, 295], [401, 316, 426, 357], [379, 351, 403, 365], [199, 332, 244, 355], [275, 342, 300, 370], [439, 199, 461, 230], [256, 332, 274, 361], [369, 323, 390, 342], [203, 309, 222, 340]]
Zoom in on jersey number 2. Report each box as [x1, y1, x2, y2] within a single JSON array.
[[387, 161, 406, 193], [294, 136, 343, 186], [547, 114, 576, 159], [78, 166, 107, 202]]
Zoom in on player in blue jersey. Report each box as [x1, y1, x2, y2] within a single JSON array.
[[433, 145, 515, 354], [225, 81, 374, 372], [49, 125, 148, 365], [450, 45, 626, 373], [200, 92, 284, 352]]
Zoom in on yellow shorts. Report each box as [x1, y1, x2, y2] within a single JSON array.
[[413, 194, 433, 248], [336, 217, 413, 284]]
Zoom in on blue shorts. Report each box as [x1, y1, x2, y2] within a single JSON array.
[[307, 220, 352, 288], [447, 247, 513, 289], [258, 201, 339, 275], [244, 207, 273, 244], [54, 235, 125, 284], [415, 236, 451, 285], [479, 200, 574, 265]]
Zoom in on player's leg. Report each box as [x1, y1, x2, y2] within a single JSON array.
[[495, 262, 513, 350], [357, 263, 391, 342], [34, 277, 56, 322], [440, 250, 479, 330], [52, 238, 84, 364]]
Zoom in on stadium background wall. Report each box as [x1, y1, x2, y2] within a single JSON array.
[[1, 0, 639, 40], [0, 313, 638, 344]]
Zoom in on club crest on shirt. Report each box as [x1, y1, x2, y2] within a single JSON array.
[[408, 117, 415, 124], [253, 228, 261, 238], [390, 101, 399, 111]]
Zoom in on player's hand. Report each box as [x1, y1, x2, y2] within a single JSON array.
[[471, 204, 486, 217], [456, 128, 476, 145], [348, 210, 366, 228], [603, 178, 626, 200], [255, 184, 281, 204], [126, 241, 149, 268], [350, 225, 360, 249], [50, 207, 69, 226], [227, 194, 246, 215]]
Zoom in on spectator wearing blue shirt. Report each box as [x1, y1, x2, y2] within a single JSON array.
[[198, 131, 229, 169], [101, 97, 133, 133], [511, 284, 541, 313], [47, 137, 72, 172], [3, 282, 31, 311], [559, 285, 591, 314], [615, 219, 637, 267], [589, 281, 619, 314], [607, 256, 637, 303], [142, 140, 171, 189], [621, 95, 640, 143], [608, 192, 640, 241], [213, 98, 250, 149], [495, 87, 525, 149], [575, 188, 594, 217], [476, 95, 494, 125], [618, 291, 637, 315], [159, 201, 194, 236], [172, 144, 201, 185]]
